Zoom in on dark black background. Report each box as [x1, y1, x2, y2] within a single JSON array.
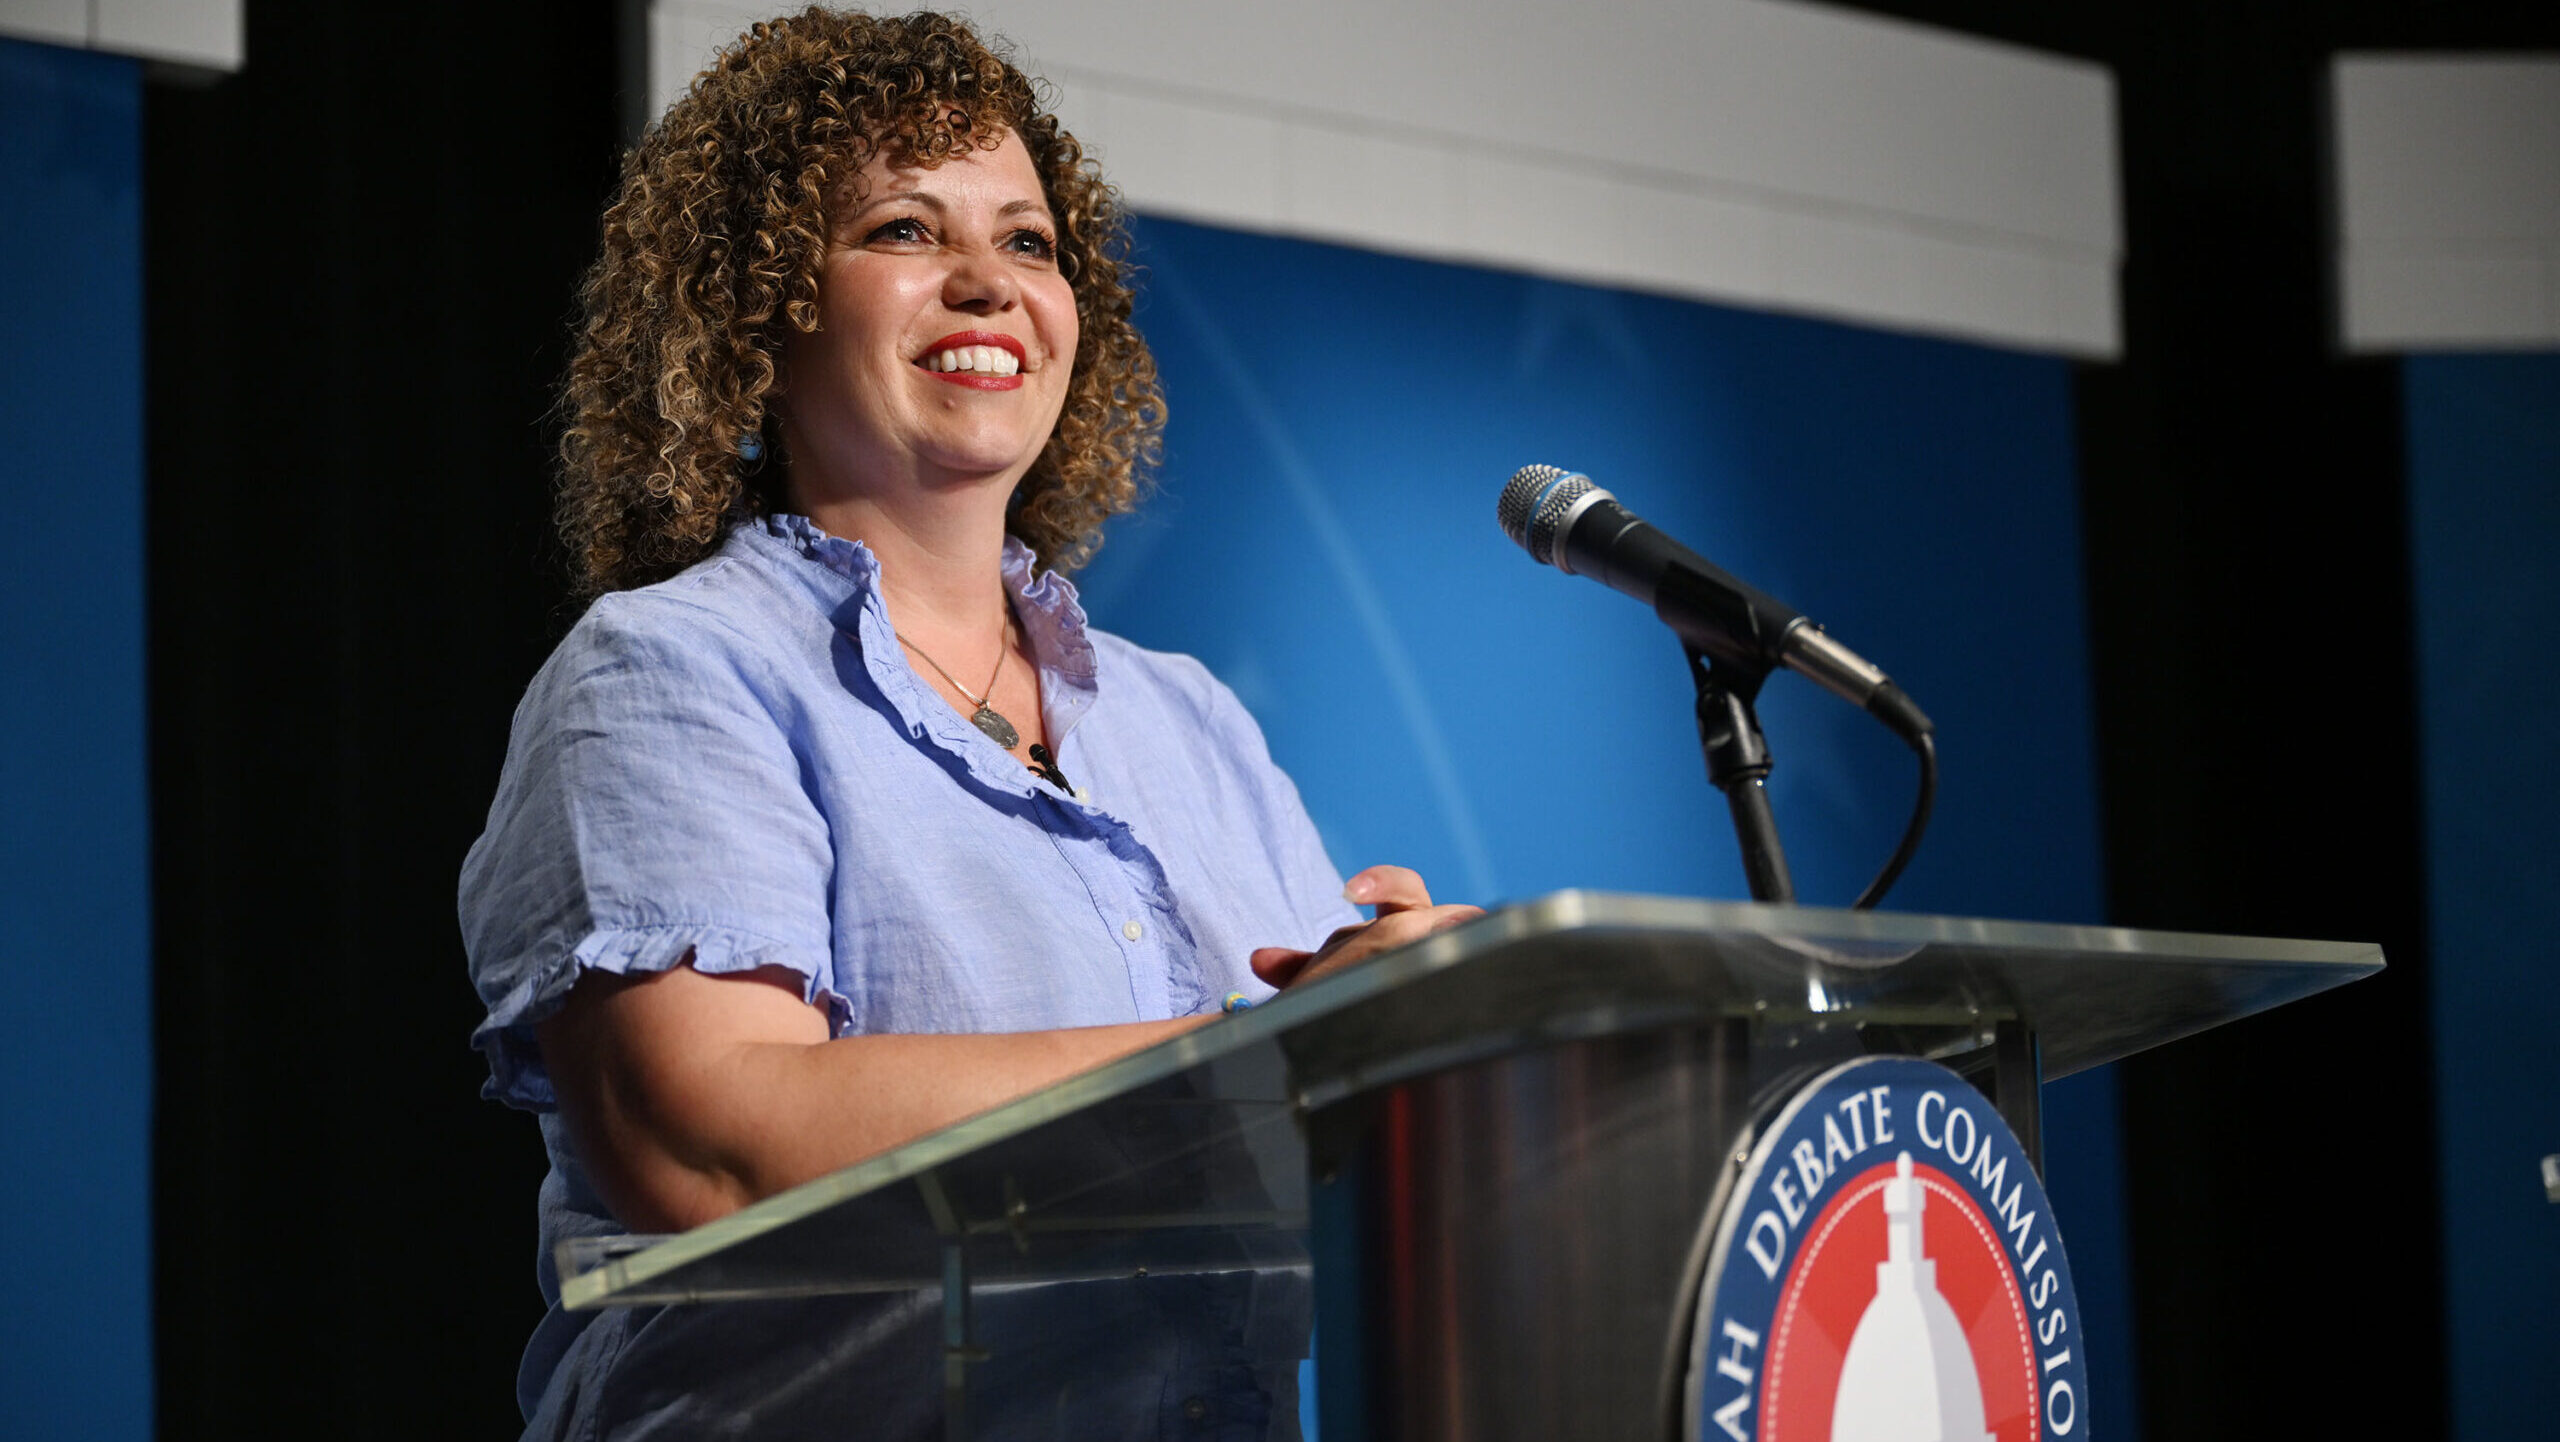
[[145, 3, 2560, 1438], [147, 4, 620, 1435]]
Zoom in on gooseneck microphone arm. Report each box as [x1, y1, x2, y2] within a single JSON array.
[[1498, 465, 1939, 908]]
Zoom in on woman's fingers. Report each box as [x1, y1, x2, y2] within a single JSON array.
[[1433, 903, 1485, 932], [1245, 871, 1484, 999], [1249, 945, 1313, 987], [1291, 902, 1485, 987], [1344, 864, 1432, 913], [1250, 922, 1364, 986]]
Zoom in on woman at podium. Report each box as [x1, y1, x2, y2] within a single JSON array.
[[458, 9, 1476, 1439]]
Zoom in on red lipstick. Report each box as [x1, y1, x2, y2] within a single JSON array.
[[916, 330, 1028, 390]]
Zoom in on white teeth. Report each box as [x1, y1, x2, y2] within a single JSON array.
[[924, 344, 1021, 376]]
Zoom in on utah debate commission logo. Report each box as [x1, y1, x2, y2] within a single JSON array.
[[1687, 1055, 2087, 1442]]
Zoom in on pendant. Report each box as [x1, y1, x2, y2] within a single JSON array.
[[971, 704, 1020, 750]]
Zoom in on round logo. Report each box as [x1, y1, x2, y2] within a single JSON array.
[[1686, 1055, 2087, 1442]]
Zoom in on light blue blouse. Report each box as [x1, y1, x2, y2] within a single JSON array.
[[459, 514, 1356, 1437]]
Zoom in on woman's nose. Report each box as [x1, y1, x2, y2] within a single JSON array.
[[941, 248, 1018, 314]]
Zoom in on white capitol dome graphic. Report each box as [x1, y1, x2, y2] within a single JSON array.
[[1829, 1153, 1996, 1442]]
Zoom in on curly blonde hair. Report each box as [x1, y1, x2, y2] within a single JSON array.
[[556, 7, 1163, 599]]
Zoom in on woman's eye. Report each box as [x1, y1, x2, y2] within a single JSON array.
[[865, 217, 929, 245], [1006, 229, 1057, 260]]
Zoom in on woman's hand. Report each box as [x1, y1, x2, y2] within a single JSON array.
[[1247, 864, 1484, 990]]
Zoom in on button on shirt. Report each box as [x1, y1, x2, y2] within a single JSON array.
[[459, 514, 1356, 1433]]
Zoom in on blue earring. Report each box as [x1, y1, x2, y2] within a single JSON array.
[[738, 432, 764, 462]]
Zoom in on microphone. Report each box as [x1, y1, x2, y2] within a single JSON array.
[[1497, 465, 1933, 741]]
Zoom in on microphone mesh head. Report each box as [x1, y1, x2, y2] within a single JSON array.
[[1526, 474, 1600, 566], [1498, 464, 1566, 549], [1500, 464, 1599, 566]]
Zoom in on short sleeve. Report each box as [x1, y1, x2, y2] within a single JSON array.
[[459, 592, 845, 1110], [1194, 662, 1363, 954]]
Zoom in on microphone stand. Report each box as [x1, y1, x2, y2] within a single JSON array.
[[1687, 646, 1795, 904]]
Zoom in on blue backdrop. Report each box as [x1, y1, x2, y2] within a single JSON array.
[[2405, 353, 2560, 1442], [1087, 215, 2134, 1440], [0, 36, 151, 1442]]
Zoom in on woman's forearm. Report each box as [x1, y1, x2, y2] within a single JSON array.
[[699, 1019, 1209, 1220], [537, 961, 1209, 1234]]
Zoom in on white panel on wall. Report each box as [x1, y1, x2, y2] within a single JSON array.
[[650, 2, 731, 121], [2334, 55, 2560, 352], [0, 0, 238, 71], [0, 1, 88, 50], [95, 0, 237, 70], [649, 0, 2120, 357]]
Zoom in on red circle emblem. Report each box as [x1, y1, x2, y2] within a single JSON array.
[[1757, 1160, 2042, 1442]]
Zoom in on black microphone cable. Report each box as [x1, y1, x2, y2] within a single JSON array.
[[1850, 730, 1934, 910]]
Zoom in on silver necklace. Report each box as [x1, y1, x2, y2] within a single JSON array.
[[898, 625, 1021, 750]]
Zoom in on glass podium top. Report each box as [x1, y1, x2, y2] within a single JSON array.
[[557, 891, 2380, 1311]]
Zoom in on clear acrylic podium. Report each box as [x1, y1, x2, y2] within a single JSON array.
[[556, 891, 2379, 1441]]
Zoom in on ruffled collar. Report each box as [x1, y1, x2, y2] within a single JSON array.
[[757, 513, 1101, 784]]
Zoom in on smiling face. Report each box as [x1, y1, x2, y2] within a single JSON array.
[[779, 130, 1079, 516]]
